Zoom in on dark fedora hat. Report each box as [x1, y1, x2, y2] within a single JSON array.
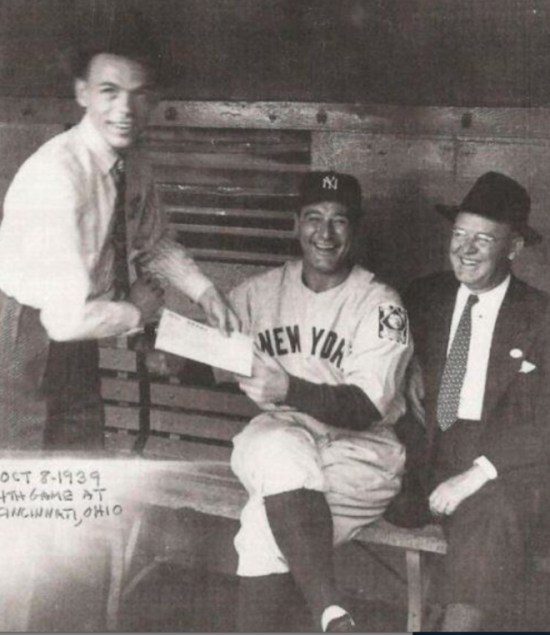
[[435, 171, 542, 246]]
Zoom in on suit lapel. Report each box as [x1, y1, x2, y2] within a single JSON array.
[[481, 277, 536, 421]]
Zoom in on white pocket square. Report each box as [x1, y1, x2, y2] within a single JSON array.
[[519, 360, 537, 374]]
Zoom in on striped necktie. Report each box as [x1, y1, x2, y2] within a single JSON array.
[[436, 293, 479, 430], [111, 158, 130, 300]]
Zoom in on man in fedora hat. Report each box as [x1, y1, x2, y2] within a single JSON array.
[[398, 171, 550, 630]]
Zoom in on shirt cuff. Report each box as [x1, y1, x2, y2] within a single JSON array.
[[473, 455, 498, 480], [144, 238, 214, 303]]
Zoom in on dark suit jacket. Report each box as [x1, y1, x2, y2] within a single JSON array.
[[406, 271, 550, 479]]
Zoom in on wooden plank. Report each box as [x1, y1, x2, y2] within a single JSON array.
[[169, 223, 293, 240], [101, 377, 140, 404], [153, 164, 304, 193], [456, 139, 550, 186], [142, 437, 232, 463], [158, 187, 299, 212], [129, 461, 448, 554], [105, 405, 140, 432], [153, 103, 550, 139], [145, 126, 310, 149], [157, 182, 300, 199], [148, 151, 310, 172], [165, 205, 295, 221], [171, 231, 299, 257], [2, 99, 550, 140], [166, 207, 295, 232], [124, 461, 447, 555], [101, 379, 255, 420], [99, 348, 137, 373], [356, 520, 447, 555], [99, 336, 131, 350], [182, 248, 292, 266], [126, 465, 246, 518], [150, 409, 247, 441], [0, 98, 80, 125], [104, 431, 136, 455], [313, 133, 456, 178], [151, 102, 550, 138], [150, 384, 258, 418]]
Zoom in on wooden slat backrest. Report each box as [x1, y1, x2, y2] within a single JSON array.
[[102, 126, 311, 457]]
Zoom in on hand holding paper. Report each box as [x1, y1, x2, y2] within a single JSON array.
[[155, 309, 253, 376], [237, 348, 290, 407]]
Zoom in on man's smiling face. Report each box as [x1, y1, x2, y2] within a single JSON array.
[[297, 200, 354, 292], [449, 211, 523, 293], [75, 53, 157, 152]]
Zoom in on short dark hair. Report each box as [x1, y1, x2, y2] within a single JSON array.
[[70, 11, 163, 83]]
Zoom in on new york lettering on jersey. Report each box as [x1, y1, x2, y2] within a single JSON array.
[[257, 325, 347, 369]]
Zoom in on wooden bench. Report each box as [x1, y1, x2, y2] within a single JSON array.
[[93, 109, 548, 631], [110, 460, 447, 633]]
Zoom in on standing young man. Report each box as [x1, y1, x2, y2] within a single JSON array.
[[229, 171, 412, 632], [0, 23, 238, 451]]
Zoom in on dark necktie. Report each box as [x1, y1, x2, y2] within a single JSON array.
[[111, 158, 130, 300], [436, 293, 479, 431]]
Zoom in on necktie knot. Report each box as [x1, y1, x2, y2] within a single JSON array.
[[466, 293, 479, 310]]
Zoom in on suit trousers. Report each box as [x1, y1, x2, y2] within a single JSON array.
[[0, 290, 104, 450], [433, 421, 542, 613]]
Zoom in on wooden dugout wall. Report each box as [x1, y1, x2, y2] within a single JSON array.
[[1, 100, 550, 458]]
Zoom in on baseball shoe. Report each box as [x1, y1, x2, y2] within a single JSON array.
[[325, 613, 356, 632]]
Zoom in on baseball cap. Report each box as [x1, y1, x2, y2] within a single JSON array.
[[298, 171, 362, 214]]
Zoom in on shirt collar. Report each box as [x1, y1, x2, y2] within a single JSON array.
[[77, 115, 121, 176], [457, 274, 511, 310]]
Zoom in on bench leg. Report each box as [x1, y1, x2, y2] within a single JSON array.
[[406, 550, 423, 632], [106, 524, 126, 631], [106, 512, 149, 630]]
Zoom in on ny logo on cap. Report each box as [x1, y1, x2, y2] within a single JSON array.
[[322, 176, 338, 190]]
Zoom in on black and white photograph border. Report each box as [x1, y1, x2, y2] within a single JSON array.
[[0, 1, 550, 632]]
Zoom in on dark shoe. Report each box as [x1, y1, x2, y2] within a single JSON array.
[[326, 613, 356, 632], [383, 489, 432, 528]]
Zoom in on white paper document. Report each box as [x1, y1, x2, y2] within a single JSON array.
[[155, 309, 254, 377]]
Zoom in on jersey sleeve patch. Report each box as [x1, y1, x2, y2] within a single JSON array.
[[378, 305, 409, 345]]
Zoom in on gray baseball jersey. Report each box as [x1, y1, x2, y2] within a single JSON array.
[[230, 260, 412, 430]]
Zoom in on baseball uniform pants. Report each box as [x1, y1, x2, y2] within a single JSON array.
[[231, 411, 405, 576]]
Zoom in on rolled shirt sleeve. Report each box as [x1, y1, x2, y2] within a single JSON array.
[[131, 181, 213, 303], [140, 234, 213, 303], [473, 456, 498, 480]]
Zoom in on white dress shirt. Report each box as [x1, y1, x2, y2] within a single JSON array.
[[0, 115, 212, 341], [447, 276, 511, 479]]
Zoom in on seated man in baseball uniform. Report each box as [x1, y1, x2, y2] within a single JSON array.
[[229, 171, 413, 632]]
